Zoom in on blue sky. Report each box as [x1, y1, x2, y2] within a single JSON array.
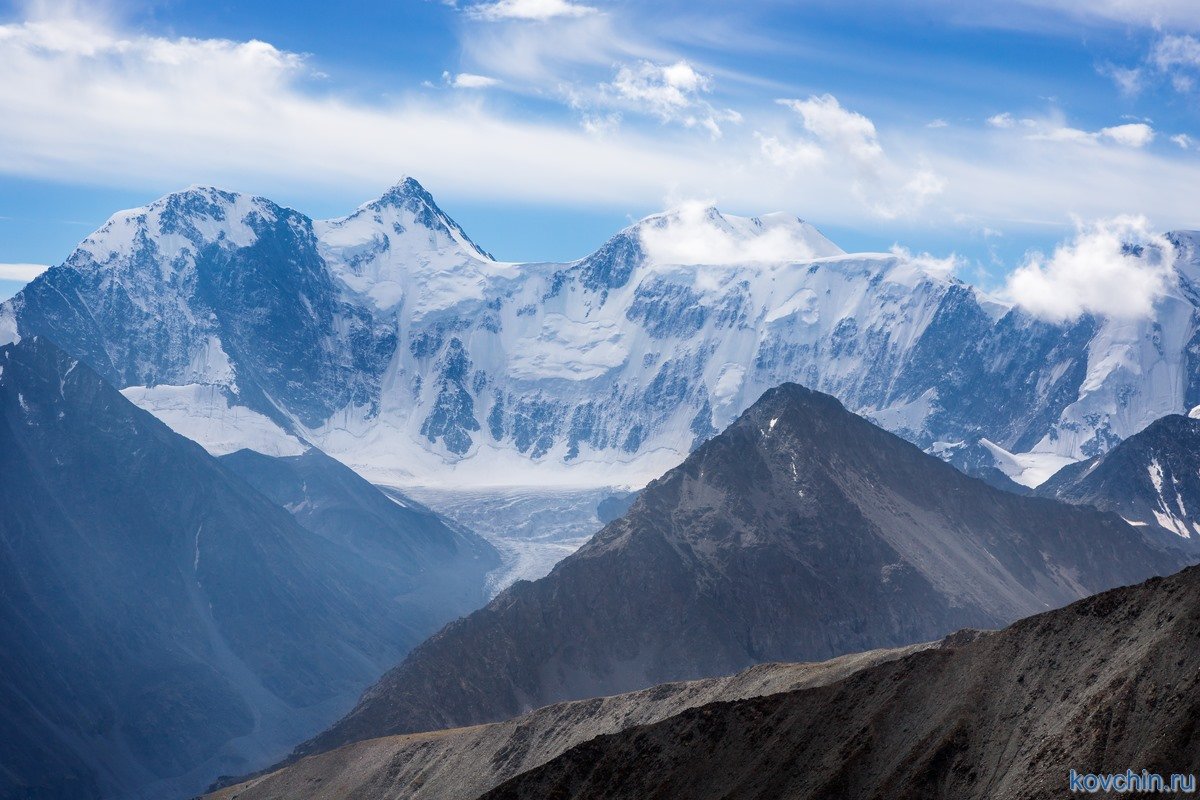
[[3, 0, 1200, 299]]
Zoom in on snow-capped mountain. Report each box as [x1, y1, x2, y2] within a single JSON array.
[[1037, 411, 1200, 541], [3, 178, 1200, 489]]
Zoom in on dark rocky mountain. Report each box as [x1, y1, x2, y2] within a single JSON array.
[[294, 383, 1190, 759], [206, 641, 941, 800], [1038, 413, 1200, 543], [0, 337, 494, 800], [219, 447, 497, 629], [485, 563, 1200, 800]]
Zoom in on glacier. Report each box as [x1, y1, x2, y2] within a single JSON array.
[[3, 177, 1200, 496]]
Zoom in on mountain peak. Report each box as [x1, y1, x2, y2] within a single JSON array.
[[371, 176, 433, 209], [297, 379, 1184, 755], [324, 177, 493, 265]]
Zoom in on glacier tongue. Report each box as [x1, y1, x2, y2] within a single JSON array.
[[4, 178, 1200, 494]]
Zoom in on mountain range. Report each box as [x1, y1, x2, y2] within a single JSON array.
[[6, 177, 1200, 800], [0, 336, 496, 800], [291, 383, 1189, 761], [4, 178, 1200, 492]]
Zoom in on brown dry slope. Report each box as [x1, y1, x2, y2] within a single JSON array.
[[486, 565, 1200, 800], [204, 641, 943, 800]]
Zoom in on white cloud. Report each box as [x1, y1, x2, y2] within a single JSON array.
[[8, 8, 1200, 254], [1143, 35, 1200, 94], [469, 0, 596, 21], [1098, 63, 1144, 95], [1151, 34, 1200, 71], [995, 114, 1155, 148], [0, 263, 50, 281], [756, 132, 823, 171], [776, 94, 945, 219], [889, 245, 964, 279], [782, 94, 882, 162], [926, 118, 949, 128], [1099, 122, 1154, 147], [443, 71, 501, 88], [1003, 215, 1175, 321], [639, 200, 827, 265], [1171, 133, 1195, 149], [604, 59, 738, 136], [984, 1, 1200, 30]]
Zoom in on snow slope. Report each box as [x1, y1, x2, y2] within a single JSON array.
[[5, 178, 1200, 490]]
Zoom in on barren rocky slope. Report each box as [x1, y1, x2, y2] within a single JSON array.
[[206, 641, 941, 800], [488, 565, 1200, 800]]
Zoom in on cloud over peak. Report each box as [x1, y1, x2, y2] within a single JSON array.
[[1004, 215, 1175, 321]]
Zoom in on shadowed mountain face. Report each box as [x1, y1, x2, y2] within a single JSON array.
[[485, 564, 1200, 800], [295, 383, 1190, 760], [219, 447, 498, 628], [0, 337, 494, 800], [1038, 414, 1200, 543]]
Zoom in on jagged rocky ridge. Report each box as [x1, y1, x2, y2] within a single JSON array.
[[206, 641, 940, 800], [290, 383, 1190, 760], [3, 179, 1200, 489], [1037, 412, 1200, 541], [0, 337, 496, 800], [484, 563, 1200, 800]]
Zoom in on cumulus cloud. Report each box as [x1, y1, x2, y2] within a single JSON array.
[[889, 245, 964, 279], [443, 71, 501, 88], [0, 263, 50, 281], [1003, 215, 1176, 321], [1172, 133, 1195, 149], [775, 94, 945, 218], [604, 60, 739, 137], [639, 200, 829, 265], [782, 95, 882, 162], [987, 112, 1016, 128], [469, 0, 596, 21], [1099, 122, 1154, 147]]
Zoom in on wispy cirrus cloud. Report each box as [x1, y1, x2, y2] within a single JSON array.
[[988, 112, 1156, 148], [603, 60, 741, 137], [768, 94, 945, 219], [443, 71, 501, 89], [468, 0, 596, 21], [7, 4, 1200, 255], [0, 264, 50, 281]]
